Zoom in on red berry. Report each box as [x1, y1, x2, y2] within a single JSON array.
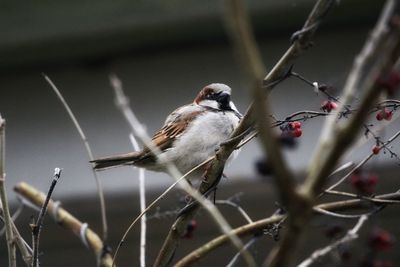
[[369, 228, 394, 251], [321, 100, 337, 112], [384, 110, 393, 121], [376, 111, 384, 121], [290, 121, 302, 129], [183, 220, 198, 239], [372, 145, 381, 154], [351, 172, 378, 194], [292, 128, 302, 138]]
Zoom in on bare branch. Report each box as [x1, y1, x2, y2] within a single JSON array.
[[14, 182, 113, 267], [268, 1, 400, 266], [223, 0, 297, 208], [0, 114, 16, 267], [215, 199, 253, 224], [43, 74, 109, 242], [129, 134, 147, 267], [31, 168, 62, 267], [296, 215, 368, 267], [175, 191, 400, 266]]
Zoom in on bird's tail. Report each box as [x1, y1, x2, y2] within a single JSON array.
[[91, 152, 143, 170]]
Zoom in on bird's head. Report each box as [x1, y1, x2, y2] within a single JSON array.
[[194, 83, 238, 112]]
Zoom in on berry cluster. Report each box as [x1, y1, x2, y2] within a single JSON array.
[[350, 171, 378, 194], [360, 228, 395, 267], [375, 109, 393, 121], [280, 121, 302, 138], [321, 100, 338, 113]]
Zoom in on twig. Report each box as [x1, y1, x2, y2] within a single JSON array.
[[296, 215, 368, 267], [227, 236, 259, 267], [31, 168, 62, 267], [109, 75, 255, 267], [14, 182, 113, 267], [322, 126, 400, 196], [111, 156, 213, 266], [324, 190, 400, 204], [0, 201, 32, 266], [215, 199, 253, 224], [322, 154, 373, 195], [129, 134, 146, 267], [0, 114, 16, 267], [43, 74, 109, 242]]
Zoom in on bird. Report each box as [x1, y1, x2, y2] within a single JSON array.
[[91, 83, 242, 179]]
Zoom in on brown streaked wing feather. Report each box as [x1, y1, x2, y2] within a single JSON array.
[[141, 110, 205, 156]]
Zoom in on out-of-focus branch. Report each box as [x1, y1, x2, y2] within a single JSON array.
[[296, 215, 368, 267], [31, 168, 62, 267], [223, 0, 296, 208], [0, 114, 16, 267], [304, 0, 400, 197], [175, 191, 400, 266], [129, 134, 147, 267], [268, 1, 400, 266], [43, 74, 108, 242], [263, 0, 335, 85], [14, 182, 113, 267]]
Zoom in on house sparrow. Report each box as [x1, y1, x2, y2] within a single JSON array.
[[92, 83, 242, 179]]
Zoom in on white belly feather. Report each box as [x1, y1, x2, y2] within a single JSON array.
[[158, 111, 240, 177]]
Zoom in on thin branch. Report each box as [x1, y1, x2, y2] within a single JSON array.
[[0, 114, 16, 267], [43, 74, 109, 242], [14, 182, 113, 267], [129, 134, 146, 267], [31, 168, 62, 267], [322, 126, 400, 196], [322, 154, 373, 195], [109, 75, 255, 267], [296, 215, 368, 267], [227, 236, 259, 267], [112, 156, 213, 266], [215, 199, 253, 224], [0, 203, 32, 266]]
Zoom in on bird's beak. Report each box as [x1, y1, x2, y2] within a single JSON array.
[[217, 92, 231, 110]]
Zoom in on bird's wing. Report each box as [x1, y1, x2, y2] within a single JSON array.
[[143, 104, 205, 154]]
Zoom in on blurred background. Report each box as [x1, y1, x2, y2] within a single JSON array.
[[1, 0, 400, 266]]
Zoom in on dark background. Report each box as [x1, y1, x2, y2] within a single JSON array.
[[1, 0, 399, 266]]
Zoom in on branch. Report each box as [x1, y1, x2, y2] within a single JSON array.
[[129, 134, 147, 267], [0, 114, 16, 267], [296, 215, 368, 267], [223, 0, 296, 208], [43, 74, 108, 242], [14, 182, 113, 267], [268, 1, 400, 266], [175, 191, 400, 266], [31, 168, 62, 267]]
